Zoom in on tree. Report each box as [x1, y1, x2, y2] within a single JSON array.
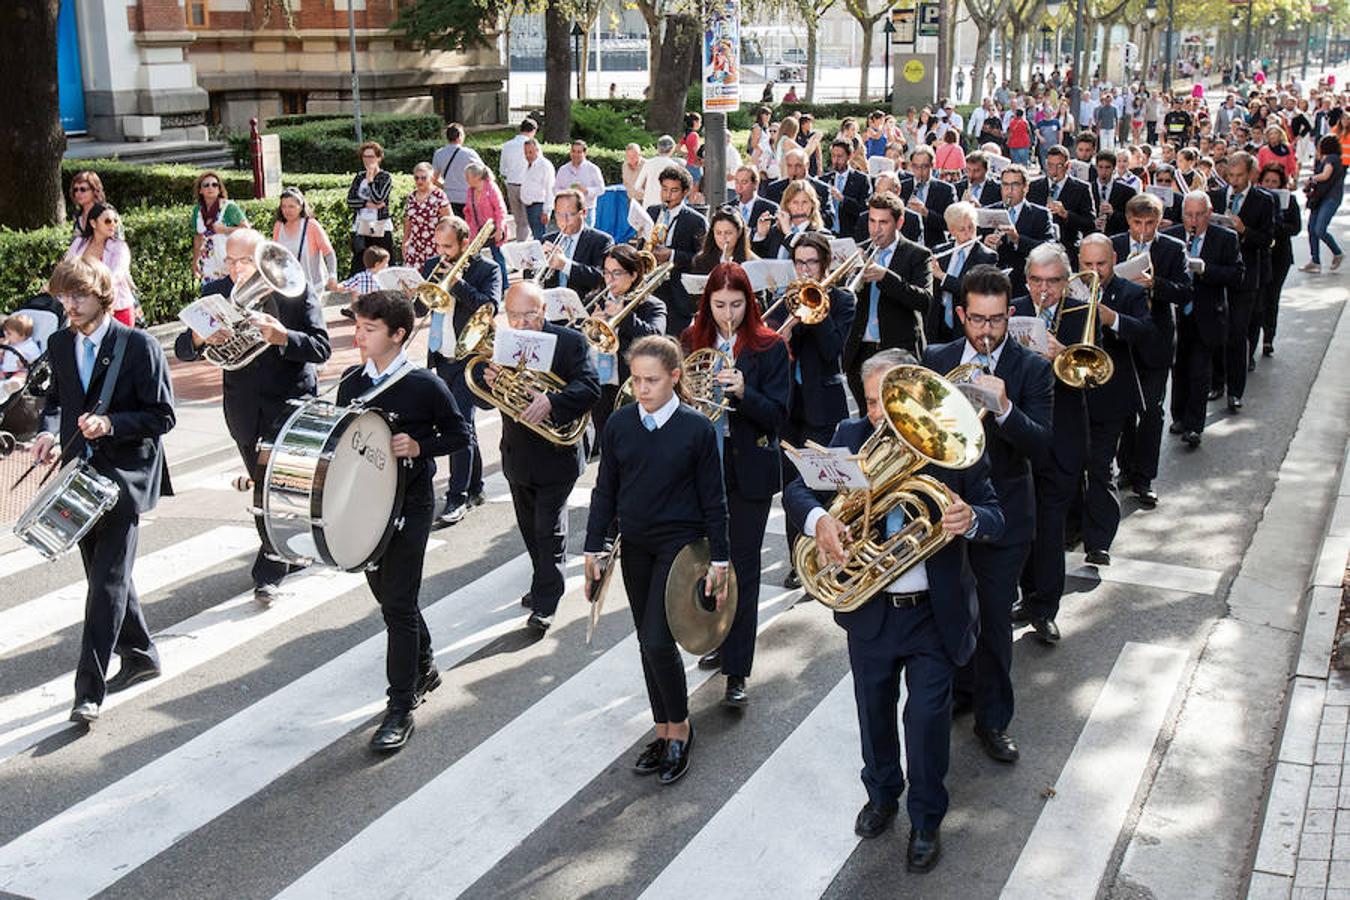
[[842, 0, 893, 102], [963, 0, 1010, 104], [784, 0, 839, 101], [1005, 0, 1042, 88], [542, 1, 573, 141], [644, 12, 700, 134], [0, 0, 65, 230], [633, 0, 670, 92]]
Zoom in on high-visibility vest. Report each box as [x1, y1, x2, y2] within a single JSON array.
[[1341, 128, 1350, 168]]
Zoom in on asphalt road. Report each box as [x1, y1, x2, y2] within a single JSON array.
[[1, 213, 1348, 899]]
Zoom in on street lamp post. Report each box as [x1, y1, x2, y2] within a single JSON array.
[[1040, 24, 1053, 68], [1231, 10, 1243, 81], [882, 18, 895, 105], [571, 22, 584, 100], [1144, 0, 1157, 83], [347, 0, 363, 143], [1045, 0, 1085, 131], [1303, 15, 1311, 80]]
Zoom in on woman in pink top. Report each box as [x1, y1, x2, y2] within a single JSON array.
[[272, 187, 338, 294], [67, 203, 138, 326], [1258, 125, 1299, 183], [934, 129, 966, 180], [464, 161, 510, 285]]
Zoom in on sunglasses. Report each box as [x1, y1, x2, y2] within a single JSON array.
[[201, 182, 220, 189], [72, 185, 91, 194]]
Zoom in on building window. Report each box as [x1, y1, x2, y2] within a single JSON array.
[[187, 1, 209, 29], [281, 91, 308, 116]]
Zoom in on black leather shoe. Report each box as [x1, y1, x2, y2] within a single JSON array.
[[106, 662, 161, 694], [783, 569, 802, 589], [1247, 358, 1257, 372], [633, 738, 666, 775], [526, 612, 552, 633], [469, 491, 486, 507], [1263, 343, 1275, 357], [906, 828, 942, 873], [697, 649, 722, 670], [1031, 618, 1061, 644], [416, 665, 442, 701], [370, 707, 414, 752], [1084, 549, 1111, 566], [723, 676, 748, 708], [1168, 422, 1185, 435], [69, 700, 100, 724], [1228, 396, 1243, 413], [1010, 599, 1032, 625], [974, 725, 1021, 762], [658, 724, 694, 784], [519, 592, 532, 608], [1206, 388, 1223, 402], [854, 801, 898, 839], [1182, 431, 1202, 448], [1133, 485, 1158, 509]]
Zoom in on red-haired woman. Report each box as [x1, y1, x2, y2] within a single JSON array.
[[681, 262, 790, 707]]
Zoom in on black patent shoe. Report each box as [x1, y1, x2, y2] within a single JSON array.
[[416, 666, 442, 703], [974, 725, 1021, 763], [633, 738, 667, 775], [370, 706, 415, 752], [906, 828, 942, 873], [783, 569, 802, 589], [722, 676, 748, 708], [697, 649, 722, 670], [658, 724, 694, 784], [854, 801, 898, 839]]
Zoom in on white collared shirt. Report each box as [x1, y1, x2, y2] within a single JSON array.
[[499, 134, 529, 184], [639, 391, 681, 429], [76, 315, 113, 386], [520, 156, 557, 211], [555, 158, 606, 206], [362, 349, 410, 381]]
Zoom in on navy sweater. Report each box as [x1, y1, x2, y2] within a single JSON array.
[[585, 401, 729, 559], [337, 364, 471, 501]]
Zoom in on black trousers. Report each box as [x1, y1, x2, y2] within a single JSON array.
[[848, 602, 954, 831], [718, 483, 772, 679], [508, 478, 573, 616], [1170, 316, 1213, 434], [1117, 363, 1170, 487], [1084, 415, 1129, 552], [779, 412, 836, 563], [958, 540, 1029, 732], [591, 383, 620, 452], [365, 492, 435, 710], [74, 502, 159, 705], [1021, 425, 1087, 621], [621, 540, 689, 724], [438, 368, 483, 509], [233, 426, 292, 590], [1252, 263, 1291, 349], [1213, 288, 1256, 400]]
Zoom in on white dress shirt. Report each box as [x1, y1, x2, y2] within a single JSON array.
[[499, 135, 529, 185], [520, 157, 557, 213], [555, 158, 606, 207], [639, 391, 681, 429], [960, 337, 1014, 425]]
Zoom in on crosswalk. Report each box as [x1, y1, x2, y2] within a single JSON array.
[[0, 469, 1211, 900]]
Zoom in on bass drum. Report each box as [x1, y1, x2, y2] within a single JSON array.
[[253, 400, 407, 571]]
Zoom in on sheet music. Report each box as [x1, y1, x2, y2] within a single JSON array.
[[1007, 315, 1049, 354], [492, 327, 558, 372], [957, 382, 1004, 414], [829, 237, 859, 267], [1115, 252, 1152, 281], [867, 156, 897, 175], [1272, 188, 1291, 210], [976, 208, 1013, 230], [542, 287, 587, 322], [1068, 159, 1092, 183], [740, 259, 798, 293], [500, 240, 544, 272], [681, 273, 711, 295], [986, 154, 1011, 175], [1211, 213, 1237, 229], [374, 266, 424, 292], [178, 295, 234, 340], [782, 443, 869, 491], [628, 201, 655, 238], [1146, 185, 1175, 206]]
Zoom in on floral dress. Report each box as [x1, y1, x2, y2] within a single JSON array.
[[194, 199, 246, 283], [403, 187, 449, 272]]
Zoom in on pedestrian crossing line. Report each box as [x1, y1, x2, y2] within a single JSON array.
[[1064, 552, 1222, 596], [0, 540, 441, 766], [0, 526, 258, 659], [277, 586, 803, 900], [1000, 642, 1189, 900], [0, 544, 47, 580], [639, 672, 868, 900], [0, 551, 570, 900], [480, 471, 592, 509]]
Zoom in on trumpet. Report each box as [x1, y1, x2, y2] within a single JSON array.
[[845, 246, 881, 295], [638, 223, 667, 272], [416, 221, 495, 312], [578, 261, 673, 354], [1050, 271, 1114, 389], [531, 243, 563, 285]]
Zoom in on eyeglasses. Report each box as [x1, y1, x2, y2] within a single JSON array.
[[602, 268, 629, 279], [1026, 275, 1066, 286], [224, 256, 250, 267], [72, 185, 91, 194], [965, 313, 1008, 327], [793, 258, 822, 270], [201, 182, 220, 189], [414, 175, 429, 182]]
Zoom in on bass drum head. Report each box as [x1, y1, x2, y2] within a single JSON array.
[[316, 409, 401, 570]]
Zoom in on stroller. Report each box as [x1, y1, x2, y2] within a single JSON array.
[[0, 295, 65, 458]]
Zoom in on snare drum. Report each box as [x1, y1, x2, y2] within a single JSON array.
[[14, 460, 121, 561], [253, 399, 407, 571]]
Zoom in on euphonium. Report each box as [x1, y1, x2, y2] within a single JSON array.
[[792, 364, 986, 614], [415, 221, 495, 312], [204, 240, 307, 371], [578, 261, 673, 354], [1051, 271, 1115, 388], [456, 306, 590, 446]]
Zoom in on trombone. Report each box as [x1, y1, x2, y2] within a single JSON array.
[[415, 221, 495, 312], [1050, 271, 1114, 388], [577, 261, 673, 354], [762, 249, 864, 334]]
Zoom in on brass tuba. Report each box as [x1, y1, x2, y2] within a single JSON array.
[[456, 306, 590, 446], [415, 221, 495, 312], [578, 261, 673, 354], [203, 240, 307, 371], [792, 364, 986, 614], [1050, 271, 1115, 389]]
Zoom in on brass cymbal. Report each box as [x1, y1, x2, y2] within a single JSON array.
[[664, 539, 738, 656]]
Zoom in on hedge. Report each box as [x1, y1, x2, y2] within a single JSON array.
[[0, 188, 381, 326]]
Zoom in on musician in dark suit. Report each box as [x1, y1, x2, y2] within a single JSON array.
[[903, 146, 958, 248], [1112, 194, 1193, 507], [173, 228, 331, 604], [953, 151, 1003, 207], [1028, 146, 1097, 264], [843, 192, 934, 409], [922, 265, 1052, 764], [759, 148, 836, 233], [1090, 150, 1138, 237], [1011, 243, 1091, 643], [533, 188, 612, 297], [337, 291, 470, 752], [37, 257, 176, 724], [784, 348, 1004, 873], [681, 263, 790, 706], [420, 215, 503, 525], [852, 193, 923, 247], [927, 202, 998, 344], [645, 166, 707, 337], [1253, 164, 1302, 360], [1207, 152, 1274, 412], [1074, 235, 1154, 565], [473, 282, 600, 631], [731, 165, 778, 247], [980, 164, 1055, 298], [763, 233, 856, 589], [1163, 193, 1244, 447], [587, 245, 667, 442], [824, 140, 873, 237]]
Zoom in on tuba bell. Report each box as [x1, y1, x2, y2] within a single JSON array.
[[203, 240, 307, 371], [1050, 271, 1114, 389], [791, 364, 986, 614]]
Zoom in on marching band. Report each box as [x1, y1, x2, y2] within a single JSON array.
[[12, 114, 1283, 875]]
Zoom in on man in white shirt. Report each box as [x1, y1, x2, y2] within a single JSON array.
[[431, 122, 482, 217], [553, 140, 606, 219], [499, 118, 538, 241], [633, 135, 685, 210], [519, 138, 557, 241]]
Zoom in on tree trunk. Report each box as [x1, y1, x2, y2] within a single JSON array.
[[1011, 26, 1026, 88], [805, 16, 819, 102], [0, 0, 65, 230], [637, 0, 664, 91], [858, 18, 874, 102], [937, 0, 954, 102], [1099, 20, 1113, 82], [579, 31, 590, 99], [971, 23, 992, 104], [543, 1, 572, 143], [644, 13, 699, 135]]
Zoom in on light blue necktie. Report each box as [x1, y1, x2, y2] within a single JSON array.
[[917, 181, 929, 203], [975, 352, 991, 370], [865, 246, 894, 342], [944, 247, 967, 328], [1051, 181, 1062, 201], [1040, 305, 1056, 328], [833, 172, 847, 233], [1230, 191, 1243, 215], [741, 202, 752, 224], [557, 234, 572, 288], [1184, 235, 1202, 316], [642, 413, 657, 432], [428, 312, 444, 354], [883, 506, 905, 537], [371, 371, 389, 387], [1008, 205, 1019, 226], [79, 337, 96, 391]]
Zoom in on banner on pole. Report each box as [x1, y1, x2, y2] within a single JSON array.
[[702, 0, 740, 113]]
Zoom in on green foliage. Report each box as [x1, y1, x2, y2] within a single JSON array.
[[569, 103, 653, 150], [226, 114, 446, 168], [392, 0, 506, 51]]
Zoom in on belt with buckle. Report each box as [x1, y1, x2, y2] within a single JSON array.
[[885, 590, 930, 609]]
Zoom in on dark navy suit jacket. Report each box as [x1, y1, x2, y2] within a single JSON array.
[[1085, 275, 1153, 420], [419, 252, 503, 377], [1162, 224, 1244, 346], [766, 286, 856, 429], [722, 339, 791, 501], [537, 226, 613, 297], [1110, 231, 1192, 370], [783, 416, 1004, 665]]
